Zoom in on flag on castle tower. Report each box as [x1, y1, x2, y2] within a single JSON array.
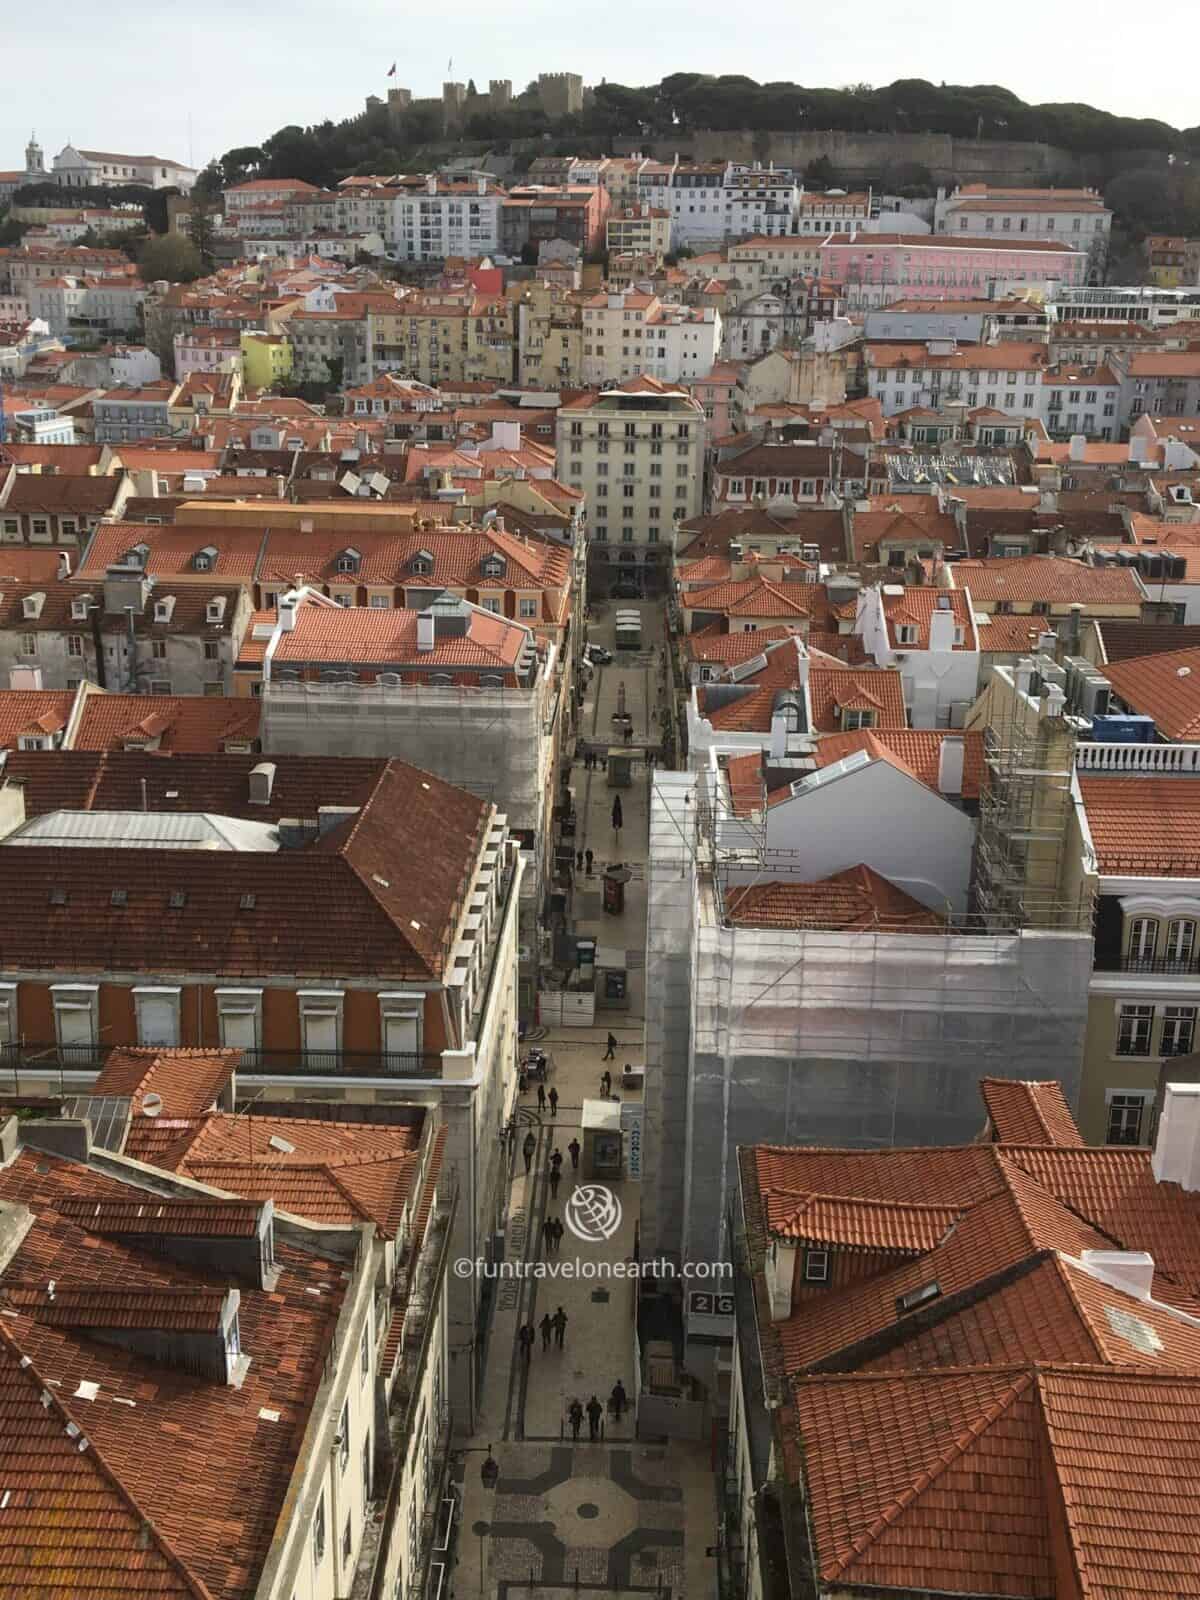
[[387, 62, 396, 77]]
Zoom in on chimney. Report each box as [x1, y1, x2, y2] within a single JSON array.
[[417, 611, 436, 652], [1013, 656, 1035, 697], [477, 176, 487, 196], [765, 1242, 796, 1321], [317, 804, 360, 837], [1068, 433, 1087, 463], [248, 762, 276, 804], [1153, 1082, 1200, 1190], [928, 602, 956, 654], [57, 551, 72, 579], [277, 592, 300, 632], [427, 175, 437, 196], [937, 735, 965, 797], [1078, 1249, 1155, 1301]]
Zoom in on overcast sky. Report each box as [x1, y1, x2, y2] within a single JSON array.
[[4, 0, 1194, 174]]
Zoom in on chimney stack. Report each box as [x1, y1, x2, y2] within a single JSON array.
[[417, 611, 436, 652], [937, 735, 965, 797]]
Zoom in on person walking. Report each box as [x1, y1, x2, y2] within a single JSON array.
[[548, 1086, 559, 1117], [522, 1131, 536, 1175], [568, 1136, 581, 1171], [537, 1082, 547, 1114], [611, 794, 622, 833], [568, 1398, 584, 1441], [549, 1166, 561, 1199], [576, 849, 583, 871], [552, 1306, 568, 1349], [585, 848, 594, 874], [551, 1148, 563, 1176], [601, 1069, 612, 1098], [539, 1312, 553, 1352], [586, 1394, 603, 1441], [518, 1323, 534, 1364], [610, 1379, 628, 1421], [551, 1217, 564, 1254], [602, 1032, 617, 1062], [600, 753, 608, 773], [542, 1216, 554, 1253]]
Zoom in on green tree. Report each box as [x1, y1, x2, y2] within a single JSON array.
[[138, 233, 205, 283], [804, 155, 838, 190], [188, 204, 218, 271]]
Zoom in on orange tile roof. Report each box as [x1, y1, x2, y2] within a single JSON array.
[[765, 1190, 961, 1250], [812, 729, 985, 799], [257, 600, 529, 673], [973, 611, 1056, 652], [73, 695, 261, 754], [94, 1046, 238, 1124], [0, 1147, 348, 1600], [78, 521, 265, 581], [0, 689, 75, 747], [1079, 775, 1200, 876], [951, 555, 1145, 605], [808, 665, 907, 733], [980, 1078, 1085, 1147], [1101, 646, 1200, 739], [726, 867, 944, 932], [685, 577, 816, 619]]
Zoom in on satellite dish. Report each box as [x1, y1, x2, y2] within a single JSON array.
[[141, 1092, 163, 1118]]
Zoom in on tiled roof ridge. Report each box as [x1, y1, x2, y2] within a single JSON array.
[[822, 1367, 1038, 1580], [0, 1320, 214, 1599], [1044, 1253, 1110, 1365], [980, 1076, 1082, 1147], [321, 1157, 407, 1233], [770, 1188, 967, 1222]]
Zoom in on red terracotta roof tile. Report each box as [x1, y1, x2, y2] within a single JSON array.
[[726, 867, 944, 933], [73, 694, 261, 754], [1101, 646, 1200, 739], [951, 555, 1146, 605], [1079, 775, 1200, 876], [980, 1078, 1084, 1147], [813, 729, 985, 799]]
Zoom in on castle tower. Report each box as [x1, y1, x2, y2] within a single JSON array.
[[25, 132, 44, 177]]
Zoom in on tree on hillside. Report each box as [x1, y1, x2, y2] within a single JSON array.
[[188, 204, 218, 271], [138, 233, 204, 284], [804, 155, 838, 190]]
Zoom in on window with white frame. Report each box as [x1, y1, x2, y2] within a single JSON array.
[[133, 986, 181, 1048], [216, 988, 262, 1053], [1116, 1003, 1154, 1056], [1162, 1006, 1197, 1058], [51, 985, 98, 1054], [1128, 917, 1158, 965], [803, 1248, 830, 1282], [299, 990, 343, 1063], [1106, 1092, 1147, 1146], [380, 993, 422, 1061], [312, 1493, 326, 1566], [338, 1399, 350, 1471], [1165, 918, 1196, 968]]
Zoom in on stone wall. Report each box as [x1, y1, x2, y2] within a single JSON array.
[[615, 129, 1081, 186]]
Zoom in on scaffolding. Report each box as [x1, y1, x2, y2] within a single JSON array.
[[642, 768, 1095, 1273], [970, 662, 1091, 931]]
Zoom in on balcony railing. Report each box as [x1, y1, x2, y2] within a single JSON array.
[[1076, 742, 1200, 775], [0, 1043, 443, 1083], [1094, 954, 1200, 976]]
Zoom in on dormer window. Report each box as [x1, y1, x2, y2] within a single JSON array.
[[803, 1248, 830, 1283], [481, 553, 505, 579], [192, 545, 218, 572], [895, 624, 918, 646], [21, 592, 45, 620], [410, 548, 434, 576], [206, 596, 227, 624], [123, 544, 150, 569], [335, 546, 361, 574], [70, 594, 93, 622], [154, 595, 176, 623]]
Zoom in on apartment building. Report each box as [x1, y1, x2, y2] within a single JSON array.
[[580, 290, 721, 386], [605, 204, 672, 258], [501, 184, 609, 256], [729, 1085, 1200, 1600], [224, 177, 323, 212], [0, 469, 130, 543], [823, 233, 1088, 307], [25, 274, 146, 338], [2, 246, 132, 296], [1115, 350, 1200, 427], [636, 162, 800, 244], [516, 280, 584, 387], [935, 183, 1112, 271], [0, 748, 521, 1423], [0, 562, 252, 695], [392, 176, 504, 263], [367, 293, 515, 388], [245, 588, 562, 1015], [794, 186, 872, 233], [557, 377, 705, 594], [93, 382, 180, 443]]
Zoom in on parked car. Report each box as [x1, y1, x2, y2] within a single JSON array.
[[585, 644, 614, 666]]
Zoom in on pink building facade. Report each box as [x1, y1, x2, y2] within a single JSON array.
[[819, 233, 1087, 308]]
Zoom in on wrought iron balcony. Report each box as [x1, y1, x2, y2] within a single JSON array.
[[1094, 954, 1200, 976]]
